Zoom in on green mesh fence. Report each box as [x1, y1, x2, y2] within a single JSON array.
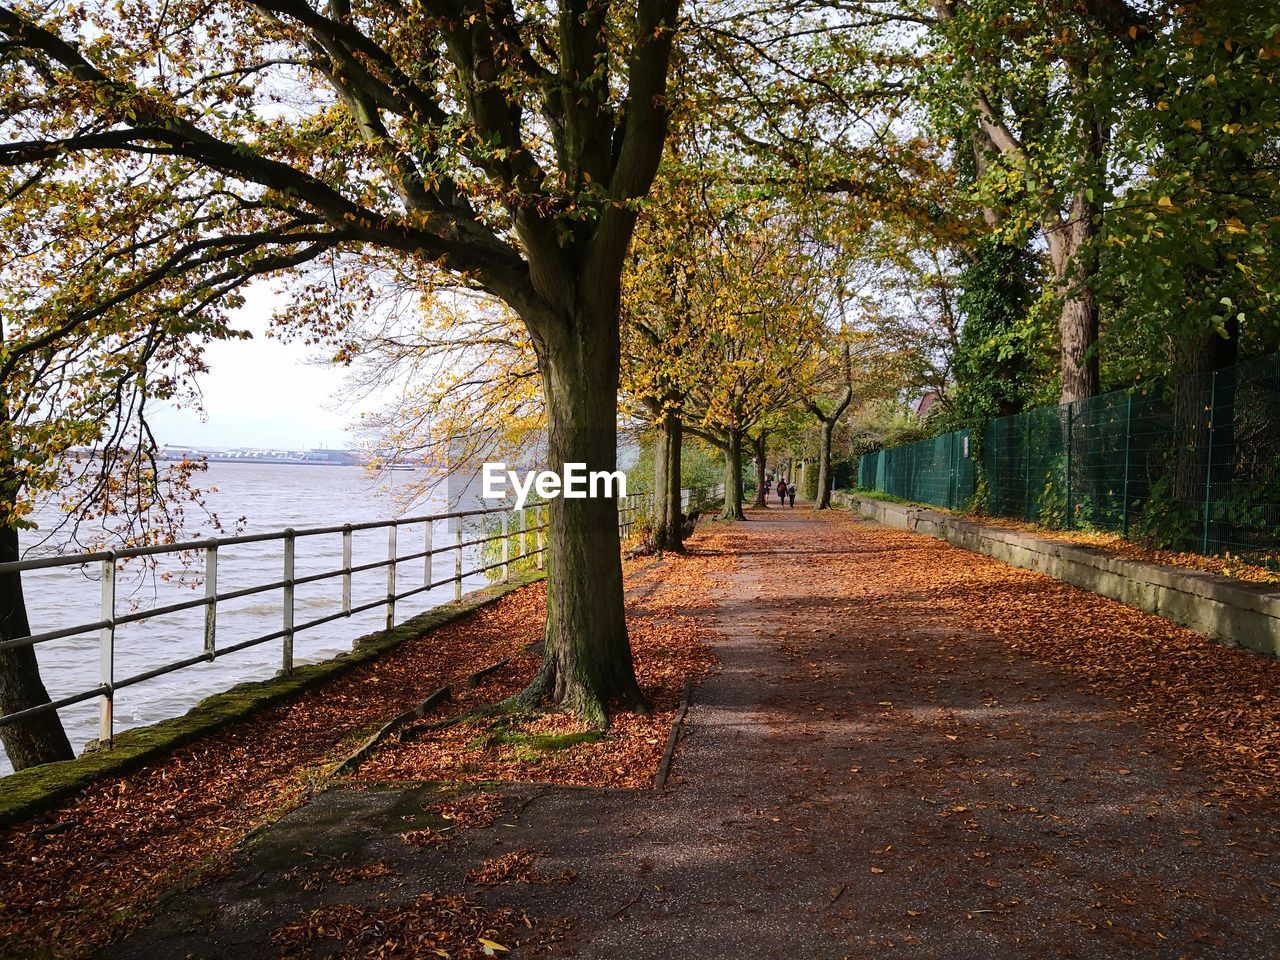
[[855, 429, 975, 511], [857, 353, 1280, 563]]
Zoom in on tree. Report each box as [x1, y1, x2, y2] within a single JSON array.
[[747, 429, 772, 509], [803, 349, 854, 510], [679, 209, 824, 520], [0, 157, 241, 767], [920, 0, 1136, 404], [313, 268, 546, 505], [1094, 5, 1280, 525], [949, 233, 1042, 425], [630, 167, 831, 520], [623, 160, 825, 523], [1, 0, 683, 724], [622, 171, 706, 552]]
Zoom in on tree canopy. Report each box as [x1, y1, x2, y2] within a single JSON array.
[[2, 0, 1278, 767]]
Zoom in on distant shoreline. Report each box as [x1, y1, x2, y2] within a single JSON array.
[[160, 456, 363, 467], [158, 456, 420, 470]]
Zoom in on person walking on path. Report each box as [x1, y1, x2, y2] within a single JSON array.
[[776, 478, 788, 506], [788, 484, 796, 508]]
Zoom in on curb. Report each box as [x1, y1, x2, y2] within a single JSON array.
[[327, 685, 454, 780], [326, 639, 545, 781], [655, 677, 694, 790]]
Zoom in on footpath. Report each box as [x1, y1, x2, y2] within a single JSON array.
[[18, 508, 1280, 958]]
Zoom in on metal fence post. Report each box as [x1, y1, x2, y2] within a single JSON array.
[[1022, 413, 1032, 521], [947, 432, 956, 509], [501, 510, 510, 582], [341, 525, 352, 615], [536, 505, 545, 570], [1064, 404, 1074, 529], [203, 542, 218, 661], [386, 522, 398, 630], [98, 553, 116, 745], [282, 530, 295, 675], [424, 518, 433, 587], [454, 519, 463, 601], [519, 508, 528, 562], [1122, 392, 1134, 538], [1202, 370, 1218, 553]]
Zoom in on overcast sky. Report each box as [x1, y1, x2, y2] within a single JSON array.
[[147, 287, 376, 450]]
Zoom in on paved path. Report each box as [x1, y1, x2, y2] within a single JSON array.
[[106, 509, 1280, 959]]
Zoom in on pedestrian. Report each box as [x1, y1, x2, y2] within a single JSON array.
[[776, 477, 787, 506], [788, 483, 796, 508]]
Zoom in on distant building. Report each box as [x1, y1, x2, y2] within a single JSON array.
[[912, 391, 940, 420]]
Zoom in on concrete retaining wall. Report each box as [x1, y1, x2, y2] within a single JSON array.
[[832, 492, 1280, 658]]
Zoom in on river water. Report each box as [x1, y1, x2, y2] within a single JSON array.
[[5, 462, 500, 775]]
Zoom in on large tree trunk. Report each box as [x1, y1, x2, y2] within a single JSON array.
[[808, 387, 850, 511], [815, 419, 835, 509], [0, 522, 75, 769], [1048, 190, 1101, 406], [652, 411, 670, 544], [523, 301, 645, 724], [662, 412, 682, 548], [651, 409, 684, 552], [0, 368, 75, 769], [1170, 317, 1240, 539], [721, 429, 746, 520], [751, 433, 769, 508]]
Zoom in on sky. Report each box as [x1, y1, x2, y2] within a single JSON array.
[[147, 286, 382, 451]]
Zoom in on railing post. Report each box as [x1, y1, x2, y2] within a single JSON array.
[[98, 552, 116, 746], [424, 518, 433, 587], [386, 522, 398, 630], [947, 432, 956, 509], [536, 505, 545, 570], [454, 518, 463, 601], [501, 510, 510, 582], [341, 525, 352, 615], [282, 529, 295, 675], [1122, 392, 1134, 539], [1202, 370, 1218, 553], [203, 542, 218, 661], [519, 508, 528, 562], [1064, 404, 1074, 529], [1023, 413, 1032, 521]]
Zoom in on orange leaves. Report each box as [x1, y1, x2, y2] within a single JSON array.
[[0, 584, 547, 958], [354, 541, 731, 791], [464, 849, 574, 887], [401, 827, 452, 848], [268, 892, 527, 960], [432, 791, 505, 830], [0, 533, 734, 958], [822, 509, 1280, 808]]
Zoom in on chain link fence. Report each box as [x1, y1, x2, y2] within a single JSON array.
[[856, 353, 1280, 562]]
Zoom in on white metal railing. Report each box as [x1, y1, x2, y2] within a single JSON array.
[[0, 492, 671, 748]]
